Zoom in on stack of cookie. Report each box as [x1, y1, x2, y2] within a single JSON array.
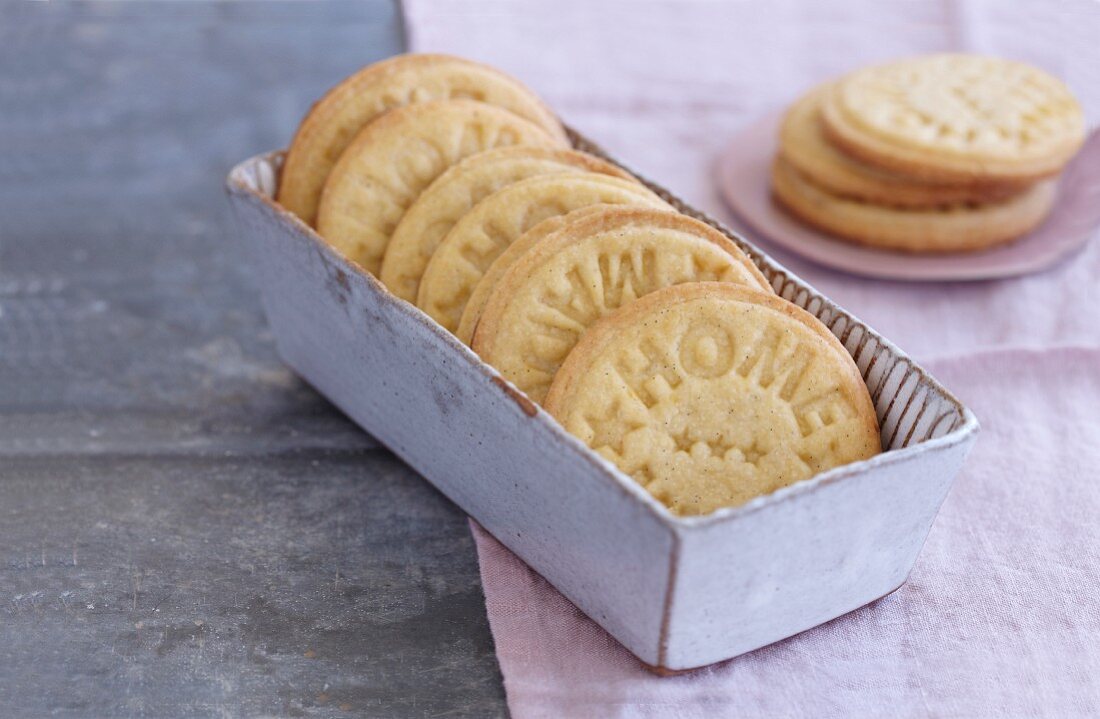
[[278, 53, 881, 516], [772, 54, 1085, 252]]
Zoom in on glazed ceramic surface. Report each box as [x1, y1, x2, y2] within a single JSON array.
[[227, 133, 978, 671]]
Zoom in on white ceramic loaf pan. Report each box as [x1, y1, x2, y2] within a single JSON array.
[[226, 130, 978, 673]]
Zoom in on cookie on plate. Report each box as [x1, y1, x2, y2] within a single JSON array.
[[771, 157, 1057, 252], [279, 53, 566, 225], [416, 173, 668, 332], [472, 208, 771, 403], [544, 282, 881, 516], [781, 86, 1025, 207], [315, 99, 565, 275], [820, 54, 1085, 184], [379, 147, 635, 302]]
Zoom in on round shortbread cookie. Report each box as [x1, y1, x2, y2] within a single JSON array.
[[781, 86, 1026, 207], [472, 209, 772, 403], [821, 54, 1085, 184], [278, 53, 567, 226], [379, 147, 635, 302], [771, 157, 1057, 252], [455, 206, 611, 345], [544, 282, 881, 516], [315, 99, 565, 275], [416, 173, 668, 332]]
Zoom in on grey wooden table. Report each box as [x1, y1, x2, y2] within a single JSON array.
[[0, 2, 508, 716]]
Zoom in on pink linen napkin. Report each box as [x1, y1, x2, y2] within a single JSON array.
[[472, 348, 1100, 718], [404, 1, 1100, 715]]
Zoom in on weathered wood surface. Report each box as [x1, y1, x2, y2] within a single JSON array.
[[0, 2, 506, 716]]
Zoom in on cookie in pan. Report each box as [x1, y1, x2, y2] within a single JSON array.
[[544, 282, 881, 516], [416, 172, 668, 332], [316, 99, 565, 275], [456, 205, 610, 345], [380, 147, 635, 303], [472, 208, 771, 403], [279, 53, 566, 225]]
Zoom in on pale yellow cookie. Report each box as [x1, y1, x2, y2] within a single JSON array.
[[781, 85, 1025, 206], [279, 53, 567, 226], [455, 206, 612, 345], [544, 282, 881, 516], [379, 147, 635, 302], [821, 54, 1085, 184], [771, 157, 1057, 252], [472, 209, 772, 403], [315, 99, 565, 275], [416, 173, 668, 332]]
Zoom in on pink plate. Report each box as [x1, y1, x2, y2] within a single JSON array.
[[717, 109, 1100, 281]]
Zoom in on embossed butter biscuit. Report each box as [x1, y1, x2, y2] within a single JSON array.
[[821, 54, 1085, 184], [771, 157, 1057, 252], [416, 173, 668, 332], [279, 53, 567, 225], [544, 283, 881, 516], [472, 209, 772, 403], [316, 99, 565, 275], [456, 205, 617, 345], [781, 86, 1025, 207], [379, 147, 635, 302]]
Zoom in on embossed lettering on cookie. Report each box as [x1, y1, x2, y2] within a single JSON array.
[[471, 208, 771, 403], [544, 282, 881, 517], [279, 53, 568, 227]]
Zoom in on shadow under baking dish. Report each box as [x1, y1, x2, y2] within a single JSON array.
[[226, 129, 979, 673]]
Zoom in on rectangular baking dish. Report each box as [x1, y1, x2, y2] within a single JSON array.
[[226, 129, 978, 673]]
